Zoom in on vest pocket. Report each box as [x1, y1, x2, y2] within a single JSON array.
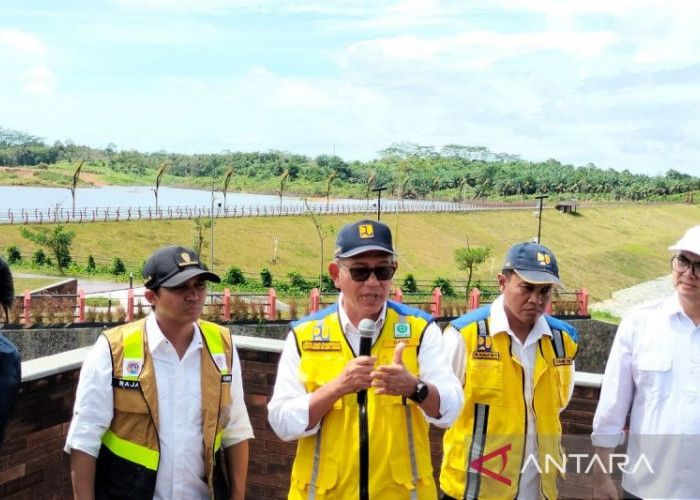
[[114, 387, 150, 413], [467, 359, 503, 402], [299, 352, 346, 393], [291, 449, 339, 495]]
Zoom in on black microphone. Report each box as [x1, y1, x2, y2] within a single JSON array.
[[357, 319, 375, 406], [357, 318, 375, 500], [358, 318, 375, 358]]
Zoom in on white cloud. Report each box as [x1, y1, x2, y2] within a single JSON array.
[[0, 29, 46, 54]]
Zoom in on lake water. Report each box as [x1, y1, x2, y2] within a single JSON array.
[[0, 185, 438, 211]]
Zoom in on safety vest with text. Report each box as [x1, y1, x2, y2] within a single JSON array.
[[440, 306, 578, 500], [96, 319, 234, 500], [289, 301, 437, 499]]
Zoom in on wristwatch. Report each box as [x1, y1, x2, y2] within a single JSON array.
[[407, 379, 429, 404]]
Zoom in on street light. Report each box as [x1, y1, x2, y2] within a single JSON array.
[[372, 186, 388, 221], [534, 194, 549, 243]]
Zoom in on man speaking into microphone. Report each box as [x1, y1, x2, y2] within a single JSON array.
[[268, 219, 462, 499]]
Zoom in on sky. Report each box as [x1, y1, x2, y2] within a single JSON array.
[[1, 0, 699, 176]]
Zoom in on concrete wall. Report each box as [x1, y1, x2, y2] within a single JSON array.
[[6, 318, 619, 372], [0, 336, 607, 499]]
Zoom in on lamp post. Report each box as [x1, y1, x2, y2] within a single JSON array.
[[535, 194, 549, 243], [210, 182, 215, 272], [372, 186, 387, 221]]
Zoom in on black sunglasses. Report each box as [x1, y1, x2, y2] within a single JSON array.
[[338, 262, 396, 282]]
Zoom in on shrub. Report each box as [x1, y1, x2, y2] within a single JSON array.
[[32, 248, 48, 265], [224, 266, 246, 286], [433, 277, 455, 297], [321, 274, 336, 292], [260, 268, 273, 288], [288, 272, 312, 292], [402, 274, 418, 293], [111, 257, 127, 275], [86, 255, 97, 272], [5, 245, 21, 264]]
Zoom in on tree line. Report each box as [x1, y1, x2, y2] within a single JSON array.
[[1, 126, 698, 202]]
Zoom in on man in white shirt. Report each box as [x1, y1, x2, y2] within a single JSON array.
[[592, 225, 700, 499], [440, 242, 578, 500], [65, 245, 253, 500], [268, 219, 462, 499]]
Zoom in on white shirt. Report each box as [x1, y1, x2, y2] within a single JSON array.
[[267, 296, 463, 441], [442, 295, 572, 500], [592, 294, 700, 499], [65, 313, 254, 500]]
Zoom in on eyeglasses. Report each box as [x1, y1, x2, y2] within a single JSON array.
[[338, 261, 396, 282], [672, 254, 700, 277]]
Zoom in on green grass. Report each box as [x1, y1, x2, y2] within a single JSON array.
[[1, 203, 698, 302], [13, 277, 67, 292]]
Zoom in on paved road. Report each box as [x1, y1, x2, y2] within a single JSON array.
[[589, 274, 674, 318]]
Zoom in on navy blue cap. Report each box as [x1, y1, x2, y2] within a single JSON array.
[[143, 245, 221, 290], [335, 219, 394, 258], [502, 242, 563, 287]]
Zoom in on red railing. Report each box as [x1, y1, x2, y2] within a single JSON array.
[[10, 285, 589, 326]]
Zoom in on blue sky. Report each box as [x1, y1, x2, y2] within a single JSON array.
[[1, 0, 698, 176]]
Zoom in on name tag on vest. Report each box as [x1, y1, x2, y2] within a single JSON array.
[[302, 340, 341, 351], [112, 378, 140, 390], [222, 374, 232, 383], [472, 351, 500, 360], [553, 357, 573, 366]]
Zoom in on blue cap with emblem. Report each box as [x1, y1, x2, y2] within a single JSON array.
[[502, 242, 563, 287], [335, 219, 394, 258]]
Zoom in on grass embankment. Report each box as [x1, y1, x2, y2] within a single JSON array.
[[0, 203, 698, 302]]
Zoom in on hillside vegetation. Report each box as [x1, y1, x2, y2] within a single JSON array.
[[1, 204, 697, 302], [1, 126, 698, 203]]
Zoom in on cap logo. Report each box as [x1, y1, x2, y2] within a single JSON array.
[[178, 252, 199, 267], [537, 252, 551, 266], [359, 224, 374, 239]]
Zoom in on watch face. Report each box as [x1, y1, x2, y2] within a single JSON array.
[[410, 380, 429, 403]]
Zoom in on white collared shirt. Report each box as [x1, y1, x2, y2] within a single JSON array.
[[443, 295, 563, 500], [65, 313, 254, 499], [267, 294, 463, 441], [592, 293, 700, 498]]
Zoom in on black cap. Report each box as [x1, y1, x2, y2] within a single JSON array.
[[502, 242, 563, 287], [335, 219, 394, 258], [143, 245, 221, 290]]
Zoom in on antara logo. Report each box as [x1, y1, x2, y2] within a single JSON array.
[[469, 444, 512, 486]]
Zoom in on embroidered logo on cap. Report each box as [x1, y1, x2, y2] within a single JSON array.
[[359, 224, 374, 239], [537, 252, 551, 266], [177, 252, 200, 267]]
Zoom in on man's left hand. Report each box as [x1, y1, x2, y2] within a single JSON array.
[[371, 342, 418, 396]]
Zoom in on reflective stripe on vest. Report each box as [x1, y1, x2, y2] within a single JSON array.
[[200, 321, 228, 454], [201, 322, 230, 375], [101, 428, 159, 470], [465, 403, 490, 500], [122, 324, 144, 381]]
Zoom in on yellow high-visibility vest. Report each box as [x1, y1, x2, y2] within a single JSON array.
[[289, 301, 437, 499], [440, 308, 578, 500]]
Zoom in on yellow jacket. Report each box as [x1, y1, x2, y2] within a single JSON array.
[[289, 301, 438, 499], [440, 306, 578, 500]]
